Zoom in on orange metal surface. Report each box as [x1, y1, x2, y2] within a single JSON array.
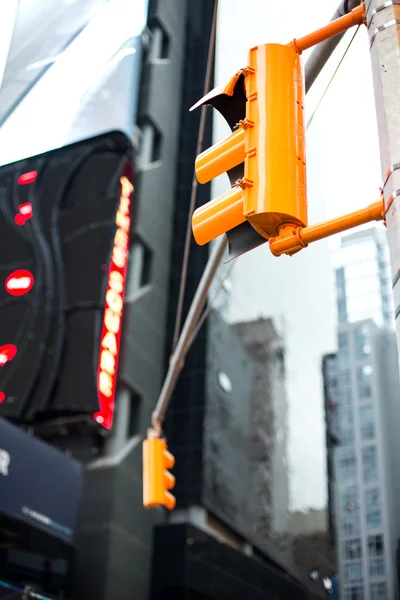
[[195, 127, 245, 184], [269, 199, 384, 256], [290, 4, 365, 54], [189, 71, 243, 112], [192, 185, 245, 245], [143, 437, 176, 510], [243, 43, 307, 239]]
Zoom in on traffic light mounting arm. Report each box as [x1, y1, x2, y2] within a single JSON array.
[[288, 3, 365, 54], [269, 198, 385, 257]]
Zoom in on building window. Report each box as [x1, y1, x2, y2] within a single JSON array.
[[360, 405, 375, 440], [369, 557, 385, 577], [370, 582, 387, 600], [340, 451, 357, 483], [148, 17, 170, 61], [363, 446, 378, 483], [345, 587, 363, 600], [367, 511, 381, 529], [126, 234, 153, 297], [354, 324, 371, 359], [138, 116, 163, 165], [342, 486, 358, 513], [343, 562, 362, 583], [341, 429, 354, 446], [361, 422, 375, 441], [357, 365, 373, 400], [344, 539, 362, 560], [342, 516, 360, 538], [365, 490, 381, 529], [368, 534, 384, 556], [340, 406, 354, 430]]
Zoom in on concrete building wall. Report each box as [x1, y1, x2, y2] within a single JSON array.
[[233, 319, 290, 555]]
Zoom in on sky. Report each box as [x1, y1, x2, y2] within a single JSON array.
[[214, 0, 383, 512]]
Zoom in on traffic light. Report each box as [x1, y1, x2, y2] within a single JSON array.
[[143, 436, 176, 510], [190, 42, 307, 259]]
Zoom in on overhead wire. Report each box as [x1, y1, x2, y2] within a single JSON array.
[[171, 0, 219, 353], [306, 23, 361, 129]]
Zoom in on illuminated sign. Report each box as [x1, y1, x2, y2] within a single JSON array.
[[5, 269, 34, 296], [94, 176, 133, 429], [17, 170, 37, 185], [19, 202, 33, 219], [14, 213, 25, 226], [0, 344, 17, 367]]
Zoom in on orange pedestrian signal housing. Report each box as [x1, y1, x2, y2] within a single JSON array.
[[143, 436, 176, 510], [191, 42, 307, 259]]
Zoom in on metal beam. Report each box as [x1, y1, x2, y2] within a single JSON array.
[[152, 236, 228, 431], [305, 0, 362, 93]]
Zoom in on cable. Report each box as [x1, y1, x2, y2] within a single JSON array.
[[306, 24, 361, 130], [171, 0, 219, 353]]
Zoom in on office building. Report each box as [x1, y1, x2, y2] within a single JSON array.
[[333, 227, 394, 328], [331, 227, 400, 600]]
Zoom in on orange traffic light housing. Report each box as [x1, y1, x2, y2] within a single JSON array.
[[143, 435, 176, 510], [191, 42, 307, 259], [190, 5, 382, 260]]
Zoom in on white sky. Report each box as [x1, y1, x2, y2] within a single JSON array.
[[215, 0, 383, 511]]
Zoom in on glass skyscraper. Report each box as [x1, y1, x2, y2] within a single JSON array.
[[333, 227, 393, 328], [331, 227, 400, 600]]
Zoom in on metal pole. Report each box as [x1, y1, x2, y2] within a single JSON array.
[[152, 236, 227, 431], [305, 0, 362, 93], [366, 2, 400, 373]]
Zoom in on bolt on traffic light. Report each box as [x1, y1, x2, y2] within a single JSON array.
[[143, 435, 176, 510], [191, 42, 307, 259]]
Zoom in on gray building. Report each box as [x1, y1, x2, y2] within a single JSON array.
[[233, 318, 290, 554], [331, 227, 400, 600]]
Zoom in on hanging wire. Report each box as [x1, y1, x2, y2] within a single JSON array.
[[306, 23, 361, 129], [171, 0, 219, 353]]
